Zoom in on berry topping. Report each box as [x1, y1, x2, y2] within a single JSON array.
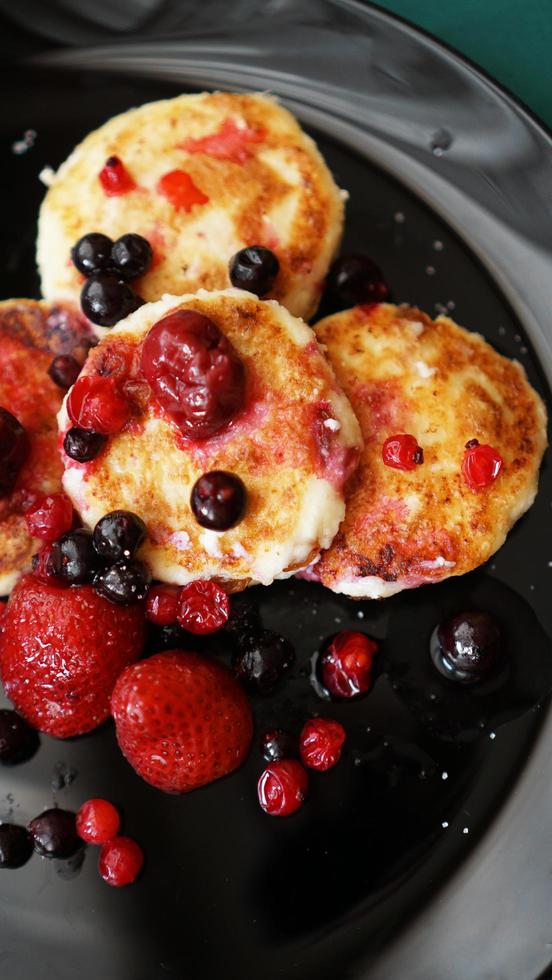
[[98, 156, 136, 196], [223, 596, 261, 639], [257, 759, 308, 816], [176, 580, 230, 634], [180, 117, 265, 164], [462, 442, 503, 491], [29, 808, 80, 859], [325, 254, 390, 308], [80, 273, 143, 327], [98, 836, 143, 886], [156, 169, 208, 211], [76, 798, 121, 845], [229, 245, 279, 296], [146, 584, 179, 625], [141, 309, 245, 439], [111, 651, 253, 793], [50, 528, 99, 585], [299, 717, 346, 771], [93, 510, 146, 563], [94, 560, 151, 605], [67, 375, 131, 435], [71, 232, 114, 276], [260, 729, 298, 763], [0, 824, 33, 868], [382, 433, 424, 471], [25, 492, 74, 542], [0, 709, 39, 764], [432, 610, 502, 683], [0, 574, 145, 737], [320, 631, 378, 699], [232, 629, 295, 693], [0, 407, 28, 497], [63, 426, 107, 462], [190, 470, 247, 530], [111, 234, 153, 281], [31, 543, 58, 583], [48, 354, 81, 390]]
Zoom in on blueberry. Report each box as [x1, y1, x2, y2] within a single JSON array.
[[190, 470, 246, 531], [29, 808, 80, 859], [80, 274, 143, 327], [260, 729, 298, 763], [63, 426, 107, 462], [431, 610, 502, 684], [71, 233, 114, 277], [47, 354, 81, 390], [325, 254, 389, 309], [232, 629, 295, 693], [111, 234, 153, 281], [0, 407, 28, 498], [50, 528, 99, 585], [93, 510, 147, 563], [229, 246, 279, 296], [0, 824, 33, 868], [0, 709, 39, 764], [94, 560, 151, 605]]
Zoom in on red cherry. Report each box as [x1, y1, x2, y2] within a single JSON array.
[[299, 718, 346, 771], [76, 798, 121, 844], [382, 434, 424, 471], [67, 375, 131, 435], [146, 584, 180, 625], [257, 759, 308, 816], [176, 580, 230, 635], [462, 441, 503, 491], [156, 170, 209, 211], [98, 836, 143, 886], [98, 156, 136, 196], [321, 630, 378, 699], [25, 493, 74, 542]]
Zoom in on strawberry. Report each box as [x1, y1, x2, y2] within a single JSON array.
[[111, 650, 253, 793], [0, 575, 145, 738]]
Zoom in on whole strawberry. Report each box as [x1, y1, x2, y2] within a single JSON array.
[[0, 575, 145, 738], [111, 650, 253, 793]]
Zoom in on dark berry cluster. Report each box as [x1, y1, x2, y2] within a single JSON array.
[[71, 232, 152, 328]]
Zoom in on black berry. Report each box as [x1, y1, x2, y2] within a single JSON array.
[[0, 407, 28, 497], [0, 709, 39, 764], [111, 234, 153, 281], [47, 354, 81, 390], [431, 610, 502, 684], [232, 629, 295, 693], [94, 560, 151, 605], [223, 596, 262, 639], [93, 510, 147, 563], [50, 528, 99, 585], [71, 233, 114, 277], [325, 254, 389, 309], [63, 426, 107, 462], [80, 274, 143, 327], [260, 729, 298, 763], [0, 824, 33, 868], [190, 470, 246, 531], [229, 246, 279, 296], [29, 808, 80, 859]]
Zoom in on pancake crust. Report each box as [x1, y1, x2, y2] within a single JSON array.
[[312, 302, 547, 597], [0, 300, 94, 595], [59, 289, 362, 589], [38, 92, 345, 322]]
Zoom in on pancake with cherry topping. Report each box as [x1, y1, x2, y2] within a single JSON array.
[[310, 302, 547, 598], [58, 288, 362, 589], [37, 91, 345, 322], [0, 300, 94, 595]]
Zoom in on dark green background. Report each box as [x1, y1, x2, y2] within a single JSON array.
[[375, 0, 552, 128]]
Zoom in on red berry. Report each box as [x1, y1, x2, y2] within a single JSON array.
[[179, 117, 265, 164], [111, 650, 253, 793], [98, 836, 143, 886], [0, 575, 145, 738], [321, 630, 378, 699], [146, 584, 180, 625], [382, 433, 424, 471], [76, 798, 121, 844], [98, 156, 136, 196], [462, 441, 503, 491], [299, 718, 346, 771], [67, 375, 130, 435], [31, 543, 59, 583], [140, 309, 245, 440], [177, 580, 230, 635], [257, 759, 308, 816], [156, 169, 209, 211], [25, 492, 73, 542]]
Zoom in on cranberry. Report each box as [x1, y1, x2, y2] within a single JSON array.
[[29, 808, 80, 859], [63, 426, 107, 462], [76, 799, 121, 845], [71, 232, 114, 276], [111, 234, 153, 281], [382, 434, 423, 471], [176, 580, 230, 634], [146, 584, 179, 625], [25, 492, 74, 542], [81, 274, 143, 327], [432, 610, 502, 683], [0, 407, 28, 497], [67, 375, 131, 435], [141, 310, 245, 440], [229, 246, 279, 296], [462, 441, 503, 491], [0, 709, 39, 764], [50, 528, 99, 585], [260, 729, 298, 763], [232, 629, 295, 693], [156, 169, 208, 211], [94, 560, 151, 605], [48, 354, 81, 390], [31, 543, 59, 583], [0, 824, 33, 868], [299, 717, 346, 771], [258, 759, 308, 816], [320, 631, 378, 699], [93, 510, 146, 563], [190, 470, 246, 530], [325, 254, 389, 308], [98, 836, 143, 886], [98, 156, 136, 196]]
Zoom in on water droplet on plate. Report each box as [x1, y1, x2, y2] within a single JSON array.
[[394, 211, 405, 224], [425, 265, 435, 276], [430, 128, 453, 156]]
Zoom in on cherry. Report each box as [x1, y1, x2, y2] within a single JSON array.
[[320, 631, 378, 699], [76, 799, 121, 844], [146, 584, 180, 625], [382, 434, 424, 471], [325, 254, 389, 308], [176, 580, 230, 634], [461, 441, 503, 491], [190, 470, 246, 530], [98, 156, 136, 196], [258, 759, 308, 816], [432, 610, 502, 683], [0, 407, 28, 497], [67, 375, 131, 435], [29, 808, 80, 859], [156, 169, 208, 211], [0, 709, 39, 764], [98, 836, 143, 886], [299, 718, 346, 771], [0, 824, 33, 868], [25, 492, 74, 542]]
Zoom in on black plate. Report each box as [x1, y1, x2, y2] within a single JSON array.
[[1, 3, 552, 978]]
